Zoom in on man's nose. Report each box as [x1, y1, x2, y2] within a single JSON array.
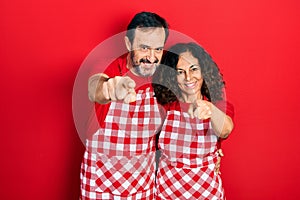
[[146, 49, 156, 63]]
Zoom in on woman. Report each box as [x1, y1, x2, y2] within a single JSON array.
[[153, 42, 234, 199]]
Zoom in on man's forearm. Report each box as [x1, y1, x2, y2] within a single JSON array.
[[88, 73, 110, 104]]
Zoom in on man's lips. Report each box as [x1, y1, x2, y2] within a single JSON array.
[[141, 62, 156, 69]]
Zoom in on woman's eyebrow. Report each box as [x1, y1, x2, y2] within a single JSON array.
[[177, 64, 199, 71]]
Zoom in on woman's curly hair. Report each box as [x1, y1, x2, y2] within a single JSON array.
[[153, 42, 225, 105]]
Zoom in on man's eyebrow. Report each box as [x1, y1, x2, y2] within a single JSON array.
[[139, 44, 150, 47], [139, 44, 164, 49]]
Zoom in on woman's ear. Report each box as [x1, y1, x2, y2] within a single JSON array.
[[124, 36, 131, 51]]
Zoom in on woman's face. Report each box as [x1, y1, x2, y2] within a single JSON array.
[[176, 51, 203, 101]]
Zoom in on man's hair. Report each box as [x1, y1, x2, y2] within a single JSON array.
[[126, 11, 169, 44]]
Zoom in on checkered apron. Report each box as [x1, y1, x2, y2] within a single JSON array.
[[156, 109, 225, 200], [81, 86, 162, 199]]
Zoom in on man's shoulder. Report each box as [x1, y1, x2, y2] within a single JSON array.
[[104, 53, 129, 76]]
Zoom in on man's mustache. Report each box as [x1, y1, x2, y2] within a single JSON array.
[[139, 58, 159, 64]]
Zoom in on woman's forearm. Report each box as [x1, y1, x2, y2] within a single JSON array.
[[210, 104, 234, 138]]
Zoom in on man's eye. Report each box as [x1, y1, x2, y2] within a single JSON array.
[[155, 48, 163, 52], [140, 46, 148, 51], [177, 71, 184, 75]]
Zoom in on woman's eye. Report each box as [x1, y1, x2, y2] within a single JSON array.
[[191, 67, 200, 72]]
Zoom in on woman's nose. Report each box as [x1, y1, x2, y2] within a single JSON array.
[[185, 71, 191, 81]]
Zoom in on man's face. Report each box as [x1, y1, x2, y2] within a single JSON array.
[[126, 27, 166, 77]]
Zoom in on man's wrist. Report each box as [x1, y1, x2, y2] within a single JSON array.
[[95, 74, 111, 104]]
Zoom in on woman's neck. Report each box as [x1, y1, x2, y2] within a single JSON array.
[[180, 92, 202, 103]]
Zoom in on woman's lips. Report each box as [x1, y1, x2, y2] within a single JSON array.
[[185, 82, 196, 88]]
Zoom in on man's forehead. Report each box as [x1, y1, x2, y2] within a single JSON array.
[[133, 27, 165, 47]]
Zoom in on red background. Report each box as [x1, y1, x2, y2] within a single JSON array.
[[1, 0, 300, 199]]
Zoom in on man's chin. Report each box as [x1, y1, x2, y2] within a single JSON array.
[[142, 68, 157, 77], [133, 65, 157, 77], [139, 71, 155, 77]]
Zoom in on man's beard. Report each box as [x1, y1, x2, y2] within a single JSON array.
[[130, 52, 159, 77]]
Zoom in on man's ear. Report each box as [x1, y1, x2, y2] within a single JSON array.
[[124, 36, 131, 51]]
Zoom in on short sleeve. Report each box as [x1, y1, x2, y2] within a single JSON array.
[[103, 54, 128, 77], [214, 101, 235, 120]]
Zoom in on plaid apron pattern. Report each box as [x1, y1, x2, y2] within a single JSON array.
[[81, 87, 162, 199], [156, 110, 225, 200]]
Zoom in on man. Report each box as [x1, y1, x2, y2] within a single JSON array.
[[80, 12, 169, 199]]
